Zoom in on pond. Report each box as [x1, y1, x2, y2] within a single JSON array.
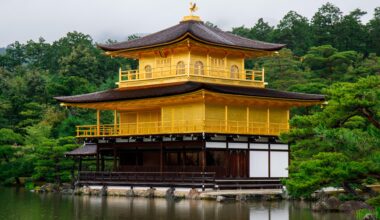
[[0, 187, 356, 220]]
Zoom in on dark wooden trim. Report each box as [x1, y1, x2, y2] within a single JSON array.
[[268, 143, 271, 178], [78, 157, 82, 172], [113, 148, 117, 171], [160, 142, 163, 173], [101, 153, 105, 171], [96, 146, 100, 172]]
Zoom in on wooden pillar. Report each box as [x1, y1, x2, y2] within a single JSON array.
[[267, 107, 270, 134], [96, 152, 100, 172], [202, 141, 206, 172], [187, 45, 191, 76], [206, 50, 210, 76], [262, 67, 265, 83], [246, 107, 249, 133], [224, 105, 228, 132], [241, 55, 245, 79], [224, 52, 227, 78], [113, 148, 117, 171], [101, 153, 105, 171], [78, 157, 82, 172], [96, 110, 100, 136], [160, 142, 163, 173], [114, 110, 117, 135], [286, 108, 290, 130]]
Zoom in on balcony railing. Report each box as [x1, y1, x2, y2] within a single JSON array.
[[76, 119, 288, 138], [118, 65, 265, 87]]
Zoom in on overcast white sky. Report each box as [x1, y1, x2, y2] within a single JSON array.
[[0, 0, 379, 47]]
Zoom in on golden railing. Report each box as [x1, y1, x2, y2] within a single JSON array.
[[76, 119, 288, 138], [119, 65, 264, 84]]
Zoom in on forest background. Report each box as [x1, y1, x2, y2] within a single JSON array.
[[0, 3, 379, 199]]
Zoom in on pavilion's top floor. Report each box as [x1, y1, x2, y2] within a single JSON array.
[[97, 19, 285, 89]]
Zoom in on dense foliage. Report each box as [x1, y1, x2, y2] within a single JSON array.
[[233, 4, 380, 56], [0, 3, 379, 195], [0, 32, 136, 185]]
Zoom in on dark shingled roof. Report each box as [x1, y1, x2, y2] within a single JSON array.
[[65, 143, 97, 156], [55, 82, 325, 104], [98, 20, 285, 52]]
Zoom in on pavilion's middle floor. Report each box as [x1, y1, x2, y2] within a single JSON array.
[[76, 98, 290, 138]]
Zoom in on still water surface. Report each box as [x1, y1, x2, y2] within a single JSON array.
[[0, 187, 355, 220]]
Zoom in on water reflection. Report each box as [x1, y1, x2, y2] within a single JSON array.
[[0, 188, 355, 220]]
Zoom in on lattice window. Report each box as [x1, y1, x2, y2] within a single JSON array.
[[230, 65, 239, 79], [144, 65, 152, 79], [156, 58, 171, 66], [176, 61, 186, 75], [210, 57, 224, 67], [194, 61, 204, 75]]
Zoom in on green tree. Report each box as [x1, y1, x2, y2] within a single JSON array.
[[311, 3, 342, 46], [232, 18, 274, 41], [272, 11, 312, 55], [282, 76, 380, 197], [367, 7, 380, 55], [334, 9, 368, 53], [303, 45, 360, 80]]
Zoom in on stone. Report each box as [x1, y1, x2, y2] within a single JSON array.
[[236, 194, 247, 202], [140, 187, 156, 198], [166, 187, 176, 200], [325, 196, 341, 211], [312, 201, 329, 212], [126, 189, 135, 197], [74, 187, 82, 195], [40, 183, 56, 193], [101, 186, 107, 197], [338, 201, 372, 212], [216, 196, 226, 202], [61, 183, 72, 190], [362, 213, 376, 220], [61, 189, 74, 195], [81, 186, 91, 195], [90, 188, 101, 196], [187, 188, 200, 200]]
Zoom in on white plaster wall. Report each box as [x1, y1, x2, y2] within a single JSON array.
[[270, 151, 289, 177], [249, 151, 269, 178]]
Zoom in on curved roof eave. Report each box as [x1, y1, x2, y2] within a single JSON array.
[[97, 21, 285, 53]]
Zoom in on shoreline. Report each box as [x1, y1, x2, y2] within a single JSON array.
[[64, 185, 285, 202]]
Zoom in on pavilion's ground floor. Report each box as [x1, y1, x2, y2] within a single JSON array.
[[68, 134, 289, 189]]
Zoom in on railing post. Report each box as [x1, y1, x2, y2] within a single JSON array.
[[119, 67, 122, 82], [262, 68, 265, 82]]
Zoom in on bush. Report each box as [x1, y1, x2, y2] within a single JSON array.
[[24, 179, 35, 190], [355, 208, 379, 220], [367, 195, 380, 207]]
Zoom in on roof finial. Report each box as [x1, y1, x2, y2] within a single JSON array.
[[189, 2, 198, 15], [182, 1, 201, 22]]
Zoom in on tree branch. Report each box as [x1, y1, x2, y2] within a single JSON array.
[[361, 108, 380, 130]]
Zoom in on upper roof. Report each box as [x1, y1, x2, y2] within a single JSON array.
[[55, 82, 325, 104], [98, 20, 285, 52]]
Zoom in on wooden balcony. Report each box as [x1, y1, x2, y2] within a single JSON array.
[[117, 65, 265, 88], [76, 119, 289, 138]]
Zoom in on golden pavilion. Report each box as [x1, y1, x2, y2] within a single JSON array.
[[57, 6, 324, 189]]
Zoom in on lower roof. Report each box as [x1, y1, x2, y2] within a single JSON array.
[[65, 143, 97, 156], [54, 82, 325, 104]]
